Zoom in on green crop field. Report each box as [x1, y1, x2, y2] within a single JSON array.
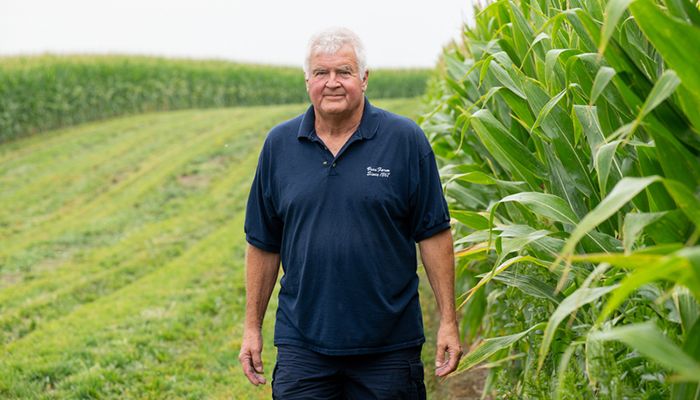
[[421, 0, 700, 397], [0, 55, 430, 143], [0, 98, 452, 399]]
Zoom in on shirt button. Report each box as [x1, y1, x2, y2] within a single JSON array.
[[332, 162, 336, 167], [323, 161, 328, 165]]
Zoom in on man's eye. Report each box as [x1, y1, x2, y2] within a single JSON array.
[[339, 71, 352, 76], [314, 71, 327, 77]]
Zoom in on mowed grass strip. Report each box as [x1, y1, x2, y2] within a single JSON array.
[[0, 104, 306, 343], [0, 106, 303, 267], [0, 98, 422, 399]]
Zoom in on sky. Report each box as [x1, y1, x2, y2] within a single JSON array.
[[0, 0, 474, 69]]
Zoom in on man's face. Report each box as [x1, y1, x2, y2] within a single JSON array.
[[305, 44, 368, 119]]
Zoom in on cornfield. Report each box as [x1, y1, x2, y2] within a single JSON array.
[[421, 0, 700, 397], [0, 55, 429, 143]]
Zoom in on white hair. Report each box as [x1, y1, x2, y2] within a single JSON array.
[[303, 27, 368, 79]]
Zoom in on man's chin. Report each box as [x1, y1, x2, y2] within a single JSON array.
[[320, 105, 348, 115]]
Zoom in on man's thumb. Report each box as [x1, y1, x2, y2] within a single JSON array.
[[435, 345, 446, 367]]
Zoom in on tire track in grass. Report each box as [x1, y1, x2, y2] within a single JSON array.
[[0, 111, 230, 250], [0, 208, 253, 398], [0, 111, 169, 164], [0, 104, 304, 293], [35, 230, 277, 399], [0, 111, 215, 230], [0, 134, 260, 300], [0, 150, 260, 345], [0, 105, 303, 272], [0, 105, 305, 346]]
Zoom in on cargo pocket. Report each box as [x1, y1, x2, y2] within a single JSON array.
[[407, 359, 426, 400]]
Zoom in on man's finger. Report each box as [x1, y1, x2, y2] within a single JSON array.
[[435, 346, 462, 377], [252, 349, 264, 374], [250, 347, 266, 384], [240, 353, 266, 385], [240, 355, 259, 385], [435, 343, 447, 368], [445, 347, 461, 373]]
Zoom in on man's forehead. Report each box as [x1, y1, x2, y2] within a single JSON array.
[[311, 63, 356, 71], [310, 47, 358, 66]]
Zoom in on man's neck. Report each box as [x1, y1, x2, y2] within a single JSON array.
[[314, 101, 365, 138]]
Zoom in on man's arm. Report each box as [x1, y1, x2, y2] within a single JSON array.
[[418, 228, 463, 377], [239, 243, 281, 386]]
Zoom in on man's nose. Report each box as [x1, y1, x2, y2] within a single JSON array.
[[325, 72, 341, 87]]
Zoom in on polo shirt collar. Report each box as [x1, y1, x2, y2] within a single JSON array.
[[297, 96, 380, 141]]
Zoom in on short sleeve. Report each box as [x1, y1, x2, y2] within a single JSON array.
[[244, 139, 283, 253], [409, 149, 451, 242]]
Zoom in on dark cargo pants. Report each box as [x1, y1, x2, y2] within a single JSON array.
[[272, 344, 426, 399]]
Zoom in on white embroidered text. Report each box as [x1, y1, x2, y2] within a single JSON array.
[[366, 166, 391, 178]]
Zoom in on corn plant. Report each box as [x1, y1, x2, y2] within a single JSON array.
[[421, 0, 700, 397], [0, 55, 429, 143]]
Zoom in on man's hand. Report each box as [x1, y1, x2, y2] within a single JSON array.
[[435, 320, 463, 377], [239, 329, 267, 385]]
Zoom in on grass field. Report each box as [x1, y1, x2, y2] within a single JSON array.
[[0, 97, 453, 399]]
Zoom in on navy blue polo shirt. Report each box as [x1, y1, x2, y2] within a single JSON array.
[[244, 97, 451, 355]]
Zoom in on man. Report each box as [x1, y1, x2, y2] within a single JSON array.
[[239, 27, 462, 399]]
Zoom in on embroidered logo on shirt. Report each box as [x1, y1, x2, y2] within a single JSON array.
[[366, 166, 391, 178]]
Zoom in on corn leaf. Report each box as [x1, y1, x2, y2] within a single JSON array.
[[590, 321, 700, 383], [631, 0, 700, 104], [538, 285, 618, 370], [455, 322, 546, 375]]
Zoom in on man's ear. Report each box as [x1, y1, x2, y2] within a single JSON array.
[[362, 70, 369, 91]]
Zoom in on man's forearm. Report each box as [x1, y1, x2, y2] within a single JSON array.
[[244, 244, 281, 330], [418, 228, 457, 323]]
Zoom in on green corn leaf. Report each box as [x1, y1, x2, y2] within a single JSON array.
[[452, 210, 491, 230], [556, 343, 580, 400], [590, 66, 616, 105], [593, 139, 622, 198], [538, 285, 618, 370], [545, 49, 578, 89], [455, 322, 546, 375], [663, 180, 700, 227], [638, 69, 681, 120], [561, 176, 658, 257], [590, 321, 700, 383], [622, 212, 668, 254], [450, 171, 498, 185], [573, 105, 606, 155], [599, 0, 635, 55], [499, 226, 554, 261], [673, 286, 699, 336], [486, 270, 563, 303], [598, 257, 687, 323], [471, 109, 543, 188], [671, 318, 700, 399], [568, 250, 699, 323], [488, 59, 526, 99], [631, 0, 700, 105], [499, 192, 579, 225], [460, 255, 551, 306], [530, 86, 568, 134]]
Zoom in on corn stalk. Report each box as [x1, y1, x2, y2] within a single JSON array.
[[421, 0, 700, 397]]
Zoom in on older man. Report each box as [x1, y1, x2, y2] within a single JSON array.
[[239, 27, 461, 399]]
